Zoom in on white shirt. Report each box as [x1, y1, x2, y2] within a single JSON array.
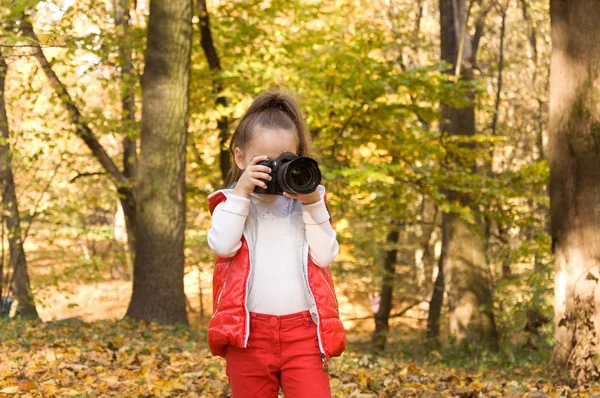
[[207, 189, 339, 315]]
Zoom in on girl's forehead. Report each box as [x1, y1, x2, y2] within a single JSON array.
[[248, 128, 298, 152]]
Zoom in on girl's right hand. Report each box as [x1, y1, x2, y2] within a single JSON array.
[[232, 155, 272, 198]]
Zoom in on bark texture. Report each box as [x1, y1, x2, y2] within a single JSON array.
[[549, 0, 600, 384], [125, 0, 192, 325], [427, 212, 447, 342], [0, 48, 39, 319], [372, 224, 400, 350], [438, 0, 498, 350]]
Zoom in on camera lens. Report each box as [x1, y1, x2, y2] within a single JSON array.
[[290, 165, 312, 187], [280, 157, 321, 194]]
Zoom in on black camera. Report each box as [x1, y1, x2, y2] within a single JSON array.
[[254, 152, 322, 195]]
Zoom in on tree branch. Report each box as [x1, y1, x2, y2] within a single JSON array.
[[472, 2, 494, 61], [491, 1, 508, 137], [23, 151, 65, 243], [69, 171, 107, 183], [197, 0, 230, 183], [0, 43, 67, 49], [19, 17, 130, 188]]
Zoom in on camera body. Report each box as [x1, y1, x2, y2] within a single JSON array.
[[254, 152, 322, 195]]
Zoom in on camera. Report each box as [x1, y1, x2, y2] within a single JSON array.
[[254, 152, 322, 195]]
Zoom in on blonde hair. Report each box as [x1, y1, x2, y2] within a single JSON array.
[[226, 91, 312, 186]]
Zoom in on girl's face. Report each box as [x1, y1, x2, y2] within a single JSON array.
[[234, 128, 299, 169]]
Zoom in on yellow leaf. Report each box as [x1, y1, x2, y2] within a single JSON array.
[[469, 380, 485, 390], [45, 350, 57, 362], [41, 382, 58, 395], [18, 380, 37, 391], [103, 375, 120, 387], [164, 379, 186, 391], [357, 369, 367, 388]]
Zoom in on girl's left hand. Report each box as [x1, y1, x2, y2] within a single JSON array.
[[283, 190, 321, 205]]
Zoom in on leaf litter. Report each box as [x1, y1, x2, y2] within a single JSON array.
[[0, 319, 597, 397]]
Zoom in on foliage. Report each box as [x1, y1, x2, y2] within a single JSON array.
[[1, 0, 554, 361]]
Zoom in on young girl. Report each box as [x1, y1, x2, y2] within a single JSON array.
[[207, 91, 346, 397]]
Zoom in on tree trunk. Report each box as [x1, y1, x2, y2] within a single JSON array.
[[491, 3, 507, 138], [198, 0, 231, 183], [427, 212, 447, 343], [549, 0, 600, 384], [372, 223, 400, 350], [484, 2, 509, 277], [114, 0, 138, 265], [439, 0, 498, 351], [0, 48, 39, 319], [125, 0, 192, 325], [519, 0, 538, 81], [416, 201, 438, 289], [444, 195, 498, 349]]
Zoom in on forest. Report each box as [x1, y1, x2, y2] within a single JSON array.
[[1, 0, 600, 396]]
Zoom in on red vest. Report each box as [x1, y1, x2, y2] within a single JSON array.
[[207, 191, 346, 361]]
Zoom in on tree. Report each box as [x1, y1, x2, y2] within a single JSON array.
[[20, 16, 137, 256], [434, 0, 498, 350], [114, 0, 138, 261], [549, 0, 600, 384], [197, 0, 231, 184], [372, 220, 400, 350], [125, 0, 192, 325], [0, 47, 38, 319], [427, 213, 447, 342]]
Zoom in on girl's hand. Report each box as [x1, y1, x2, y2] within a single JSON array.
[[283, 190, 321, 205], [232, 156, 272, 198]]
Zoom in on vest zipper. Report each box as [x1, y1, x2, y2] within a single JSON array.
[[321, 353, 329, 372], [303, 241, 328, 364], [243, 233, 252, 347]]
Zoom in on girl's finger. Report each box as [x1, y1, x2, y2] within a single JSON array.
[[250, 165, 272, 174], [250, 178, 268, 189], [249, 155, 269, 165], [251, 172, 272, 181]]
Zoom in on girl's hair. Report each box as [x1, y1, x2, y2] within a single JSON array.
[[226, 91, 311, 186]]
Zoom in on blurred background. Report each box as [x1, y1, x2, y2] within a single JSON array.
[[1, 0, 551, 358]]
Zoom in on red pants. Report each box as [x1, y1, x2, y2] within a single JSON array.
[[225, 311, 331, 398]]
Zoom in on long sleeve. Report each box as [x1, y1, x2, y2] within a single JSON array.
[[303, 198, 339, 267], [207, 194, 250, 258]]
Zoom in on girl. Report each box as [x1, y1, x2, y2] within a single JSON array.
[[207, 91, 346, 398]]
